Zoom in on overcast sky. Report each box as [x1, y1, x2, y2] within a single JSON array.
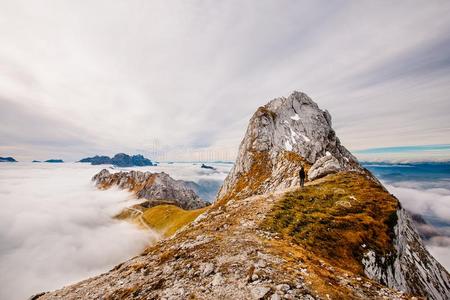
[[1, 0, 450, 162]]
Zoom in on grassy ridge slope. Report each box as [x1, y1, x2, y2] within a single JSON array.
[[141, 205, 207, 237], [261, 172, 399, 274]]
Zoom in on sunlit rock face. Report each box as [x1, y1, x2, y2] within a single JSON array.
[[92, 169, 209, 210], [217, 91, 361, 202]]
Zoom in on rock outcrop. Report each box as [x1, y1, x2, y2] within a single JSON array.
[[35, 91, 449, 300], [92, 169, 209, 210], [307, 153, 341, 180], [217, 91, 361, 202], [362, 208, 450, 300]]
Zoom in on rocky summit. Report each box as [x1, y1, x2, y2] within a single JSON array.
[[217, 91, 361, 204], [92, 169, 209, 210], [35, 91, 449, 300]]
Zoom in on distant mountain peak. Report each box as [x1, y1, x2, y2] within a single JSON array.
[[79, 153, 154, 167]]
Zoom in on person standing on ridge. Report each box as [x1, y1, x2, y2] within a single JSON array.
[[299, 165, 306, 188]]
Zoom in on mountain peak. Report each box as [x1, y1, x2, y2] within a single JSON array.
[[217, 91, 361, 203]]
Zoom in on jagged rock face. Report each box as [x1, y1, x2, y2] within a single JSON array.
[[363, 208, 450, 300], [217, 91, 360, 202], [92, 169, 209, 210]]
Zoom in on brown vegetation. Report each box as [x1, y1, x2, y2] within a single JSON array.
[[261, 171, 399, 274]]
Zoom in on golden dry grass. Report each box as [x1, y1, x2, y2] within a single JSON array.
[[141, 205, 207, 237], [261, 171, 399, 274]]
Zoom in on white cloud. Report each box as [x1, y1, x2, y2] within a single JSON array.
[[384, 182, 450, 270], [0, 161, 232, 299], [0, 163, 160, 300], [0, 1, 449, 161], [385, 183, 450, 221]]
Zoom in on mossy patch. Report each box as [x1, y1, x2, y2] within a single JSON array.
[[261, 172, 399, 274]]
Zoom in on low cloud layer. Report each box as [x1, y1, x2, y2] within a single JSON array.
[[0, 163, 159, 300], [0, 162, 231, 299], [384, 182, 450, 270]]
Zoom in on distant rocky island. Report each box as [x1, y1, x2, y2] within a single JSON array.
[[32, 160, 41, 163], [79, 153, 154, 167], [45, 159, 64, 163], [200, 163, 216, 170], [0, 156, 17, 162]]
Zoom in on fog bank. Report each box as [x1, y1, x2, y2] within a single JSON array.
[[0, 163, 159, 300], [385, 182, 450, 271]]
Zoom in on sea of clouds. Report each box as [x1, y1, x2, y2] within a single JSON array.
[[0, 162, 231, 300], [1, 161, 448, 299], [0, 163, 148, 300]]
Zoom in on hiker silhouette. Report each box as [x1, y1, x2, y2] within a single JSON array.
[[299, 165, 306, 188]]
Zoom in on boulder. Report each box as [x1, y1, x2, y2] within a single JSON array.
[[307, 154, 341, 180]]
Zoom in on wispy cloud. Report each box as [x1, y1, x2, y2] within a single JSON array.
[[354, 144, 450, 162], [0, 1, 449, 161], [355, 144, 450, 154]]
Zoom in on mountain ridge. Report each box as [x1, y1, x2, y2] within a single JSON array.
[[35, 91, 449, 300]]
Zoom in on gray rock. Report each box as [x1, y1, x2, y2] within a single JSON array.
[[202, 263, 215, 276], [211, 273, 223, 286], [92, 169, 209, 210], [217, 91, 361, 201], [217, 90, 450, 300], [362, 209, 450, 300], [270, 293, 282, 300], [250, 286, 271, 299], [307, 154, 341, 180], [276, 283, 290, 292]]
